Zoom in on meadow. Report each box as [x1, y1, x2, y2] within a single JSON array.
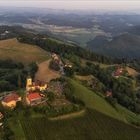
[[0, 38, 49, 64], [69, 79, 140, 124]]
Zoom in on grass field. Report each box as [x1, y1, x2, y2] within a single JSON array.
[[19, 109, 140, 140], [69, 79, 124, 121], [69, 79, 140, 124], [0, 38, 49, 64]]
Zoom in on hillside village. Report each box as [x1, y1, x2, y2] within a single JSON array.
[[0, 36, 140, 140], [0, 0, 140, 138], [0, 53, 76, 130], [0, 52, 138, 112]]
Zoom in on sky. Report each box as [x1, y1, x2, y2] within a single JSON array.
[[0, 0, 140, 11]]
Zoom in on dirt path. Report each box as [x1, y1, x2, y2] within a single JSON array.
[[35, 59, 61, 83], [48, 109, 86, 121]]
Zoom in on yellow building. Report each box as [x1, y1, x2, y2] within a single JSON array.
[[1, 93, 21, 108], [26, 77, 47, 92]]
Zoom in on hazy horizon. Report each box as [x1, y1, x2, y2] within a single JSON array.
[[0, 0, 140, 12]]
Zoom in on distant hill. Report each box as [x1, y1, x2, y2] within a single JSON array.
[[0, 38, 49, 64], [88, 33, 140, 59], [0, 25, 35, 40], [128, 25, 140, 36]]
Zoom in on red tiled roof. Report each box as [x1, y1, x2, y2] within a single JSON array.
[[27, 93, 42, 102], [106, 91, 112, 97], [113, 68, 123, 77], [3, 93, 20, 103], [0, 112, 3, 117]]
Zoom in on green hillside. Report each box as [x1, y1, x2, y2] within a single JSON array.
[[88, 33, 140, 58], [69, 79, 140, 124], [69, 79, 124, 120], [0, 38, 49, 64]]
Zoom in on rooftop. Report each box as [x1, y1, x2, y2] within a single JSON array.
[[27, 92, 42, 101], [3, 93, 20, 103]]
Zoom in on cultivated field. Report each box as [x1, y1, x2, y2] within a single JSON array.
[[20, 109, 140, 140], [0, 38, 49, 64]]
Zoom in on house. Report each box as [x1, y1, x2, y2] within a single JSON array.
[[106, 91, 112, 97], [0, 123, 3, 127], [64, 64, 72, 68], [1, 93, 21, 108], [0, 112, 3, 120], [112, 67, 123, 78], [26, 92, 42, 106], [52, 53, 59, 61], [26, 77, 47, 92], [51, 53, 63, 65]]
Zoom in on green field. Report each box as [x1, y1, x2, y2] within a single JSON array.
[[69, 79, 124, 121], [69, 79, 140, 124]]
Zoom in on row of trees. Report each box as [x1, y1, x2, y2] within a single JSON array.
[[18, 35, 123, 64]]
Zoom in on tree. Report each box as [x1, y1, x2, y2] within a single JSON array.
[[47, 92, 55, 102], [18, 73, 22, 88], [49, 60, 60, 71], [64, 67, 74, 77]]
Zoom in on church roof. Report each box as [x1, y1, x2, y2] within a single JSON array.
[[27, 93, 42, 101]]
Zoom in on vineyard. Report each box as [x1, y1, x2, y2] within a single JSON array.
[[20, 109, 140, 140]]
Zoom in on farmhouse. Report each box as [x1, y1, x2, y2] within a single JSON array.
[[105, 91, 112, 97], [26, 77, 47, 92], [51, 53, 63, 65], [1, 92, 21, 108], [52, 53, 59, 61], [64, 64, 72, 68], [26, 92, 42, 106], [112, 67, 123, 78], [0, 112, 3, 120]]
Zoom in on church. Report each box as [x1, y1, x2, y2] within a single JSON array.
[[26, 76, 47, 92]]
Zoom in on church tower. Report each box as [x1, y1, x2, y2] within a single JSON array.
[[26, 76, 32, 91]]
